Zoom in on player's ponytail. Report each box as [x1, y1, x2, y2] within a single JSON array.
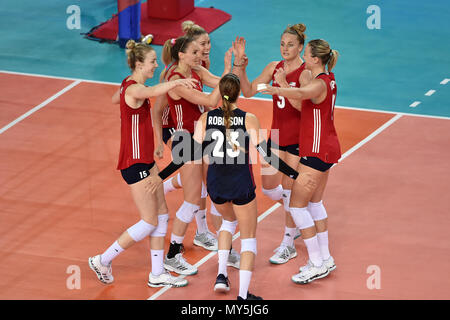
[[166, 35, 196, 62], [219, 73, 241, 151], [327, 49, 339, 72], [308, 39, 339, 72], [125, 39, 154, 71]]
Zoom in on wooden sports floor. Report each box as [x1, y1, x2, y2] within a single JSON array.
[[0, 72, 449, 300]]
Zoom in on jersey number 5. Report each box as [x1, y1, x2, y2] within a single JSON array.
[[277, 96, 285, 109]]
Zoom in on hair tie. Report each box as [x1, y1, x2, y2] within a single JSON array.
[[171, 38, 176, 45], [223, 95, 229, 100], [329, 50, 333, 56]]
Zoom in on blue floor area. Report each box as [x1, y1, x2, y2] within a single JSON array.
[[1, 0, 449, 117]]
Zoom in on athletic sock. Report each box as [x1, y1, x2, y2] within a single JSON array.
[[195, 209, 209, 234], [303, 235, 323, 267], [100, 240, 124, 266], [217, 250, 229, 277], [317, 231, 331, 260], [239, 270, 252, 299], [151, 249, 164, 276], [167, 239, 184, 259], [281, 227, 296, 247]]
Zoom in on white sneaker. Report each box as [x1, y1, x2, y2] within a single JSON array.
[[299, 259, 313, 272], [88, 255, 114, 284], [148, 270, 188, 288], [193, 230, 218, 251], [269, 245, 297, 264], [300, 257, 336, 272], [227, 248, 240, 269], [323, 256, 336, 272], [164, 253, 198, 275], [292, 263, 329, 284]]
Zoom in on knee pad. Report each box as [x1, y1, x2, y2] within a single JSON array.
[[219, 219, 238, 235], [201, 181, 208, 199], [176, 201, 199, 224], [282, 189, 291, 212], [152, 214, 169, 237], [127, 219, 157, 242], [241, 238, 257, 255], [308, 201, 328, 221], [289, 207, 315, 230], [262, 184, 283, 201], [210, 202, 222, 217]]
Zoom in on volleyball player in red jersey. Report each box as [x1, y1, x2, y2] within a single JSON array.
[[153, 22, 230, 255], [88, 40, 197, 287], [233, 24, 312, 265], [160, 35, 233, 276], [260, 39, 340, 284]]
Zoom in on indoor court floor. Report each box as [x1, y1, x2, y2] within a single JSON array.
[[0, 0, 449, 300]]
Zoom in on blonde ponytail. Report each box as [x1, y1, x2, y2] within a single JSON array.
[[308, 39, 339, 72]]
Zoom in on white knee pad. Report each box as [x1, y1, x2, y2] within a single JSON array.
[[262, 184, 283, 201], [219, 219, 238, 235], [152, 214, 169, 237], [176, 201, 199, 224], [127, 219, 157, 242], [289, 207, 315, 230], [210, 202, 222, 217], [282, 189, 291, 212], [241, 238, 257, 255], [308, 201, 328, 221], [201, 181, 208, 199]]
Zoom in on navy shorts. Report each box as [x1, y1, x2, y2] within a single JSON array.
[[120, 162, 155, 185], [300, 156, 333, 172], [268, 138, 299, 157], [209, 190, 256, 206], [162, 127, 175, 145]]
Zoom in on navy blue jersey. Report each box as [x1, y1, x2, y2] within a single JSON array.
[[204, 107, 256, 201]]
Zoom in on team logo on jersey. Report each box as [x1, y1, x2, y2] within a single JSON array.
[[289, 82, 297, 87]]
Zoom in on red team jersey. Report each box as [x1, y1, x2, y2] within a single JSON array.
[[167, 69, 205, 133], [162, 63, 177, 129], [299, 72, 341, 163], [270, 60, 305, 146], [117, 78, 155, 170], [162, 61, 207, 129]]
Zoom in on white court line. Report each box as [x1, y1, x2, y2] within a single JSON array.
[[148, 113, 404, 300], [1, 70, 449, 120], [338, 114, 403, 162], [0, 80, 82, 135], [409, 101, 421, 108]]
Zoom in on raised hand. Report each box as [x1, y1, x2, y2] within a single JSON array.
[[232, 36, 246, 61], [224, 47, 233, 73], [273, 67, 287, 86]]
